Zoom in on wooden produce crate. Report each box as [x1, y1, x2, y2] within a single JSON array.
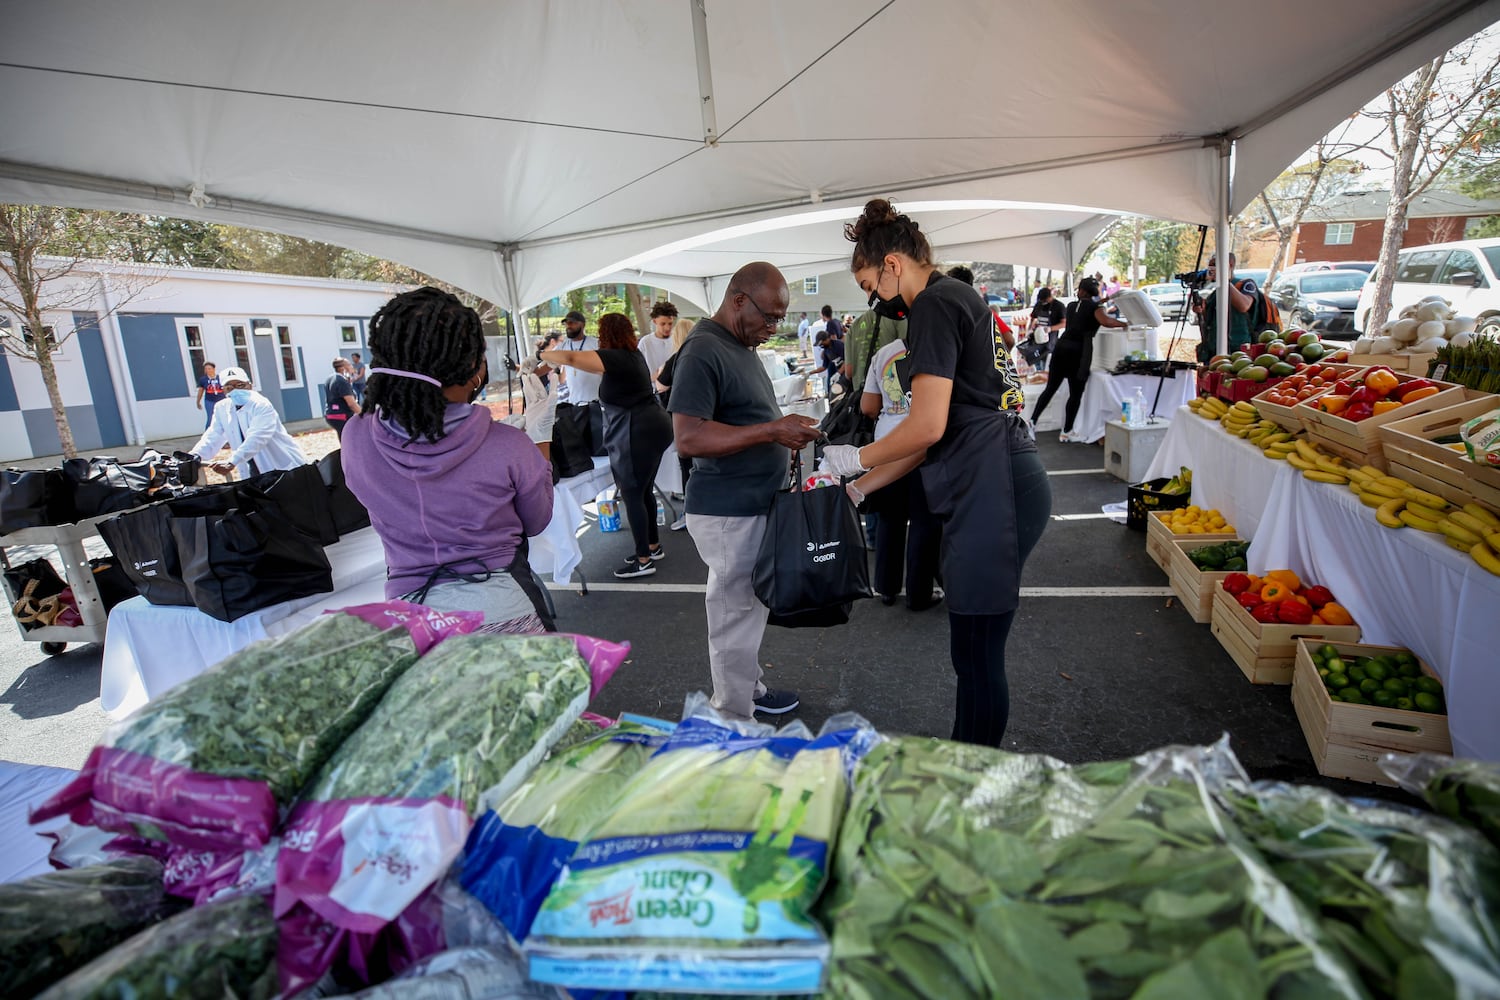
[[1290, 640, 1450, 785], [1295, 375, 1464, 471], [1210, 588, 1361, 685], [1343, 353, 1437, 376], [1378, 394, 1500, 511], [1146, 511, 1236, 574], [1168, 536, 1244, 624]]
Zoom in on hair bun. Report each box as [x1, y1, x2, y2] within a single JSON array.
[[845, 198, 910, 243]]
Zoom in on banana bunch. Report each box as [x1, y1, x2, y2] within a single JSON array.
[[1220, 401, 1262, 438], [1351, 469, 1500, 575], [1247, 421, 1298, 460], [1188, 395, 1229, 421], [1283, 439, 1352, 483], [1160, 466, 1192, 495]]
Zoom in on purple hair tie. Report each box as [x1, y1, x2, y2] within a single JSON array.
[[369, 367, 443, 388]]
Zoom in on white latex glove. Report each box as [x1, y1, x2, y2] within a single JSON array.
[[819, 444, 868, 479]]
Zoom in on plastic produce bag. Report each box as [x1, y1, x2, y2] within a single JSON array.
[[522, 699, 878, 995], [341, 944, 566, 1000], [1381, 751, 1500, 850], [33, 892, 277, 1000], [32, 604, 479, 862], [0, 857, 181, 997], [821, 736, 1365, 1000], [275, 633, 594, 995], [460, 715, 677, 942]]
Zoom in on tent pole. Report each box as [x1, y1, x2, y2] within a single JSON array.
[[1216, 138, 1232, 358], [689, 0, 720, 147], [501, 249, 530, 414]]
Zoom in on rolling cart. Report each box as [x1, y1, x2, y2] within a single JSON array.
[[1, 515, 116, 655]]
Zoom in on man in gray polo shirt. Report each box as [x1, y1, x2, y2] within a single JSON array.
[[670, 262, 823, 721]]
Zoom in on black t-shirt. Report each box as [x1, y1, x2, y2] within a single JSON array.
[[906, 272, 1025, 412], [667, 319, 786, 516], [597, 349, 656, 409], [1030, 300, 1064, 327], [1061, 296, 1108, 346], [325, 374, 355, 417], [824, 316, 844, 339], [822, 337, 845, 372]]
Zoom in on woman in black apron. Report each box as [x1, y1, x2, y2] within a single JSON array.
[[1029, 277, 1128, 441], [542, 313, 673, 579], [821, 199, 1053, 747]]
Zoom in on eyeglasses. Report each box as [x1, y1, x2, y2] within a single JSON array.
[[730, 287, 785, 330]]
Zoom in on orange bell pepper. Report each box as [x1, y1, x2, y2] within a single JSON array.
[[1265, 569, 1301, 592], [1401, 385, 1440, 404], [1372, 400, 1402, 416], [1365, 368, 1400, 397], [1320, 602, 1355, 626], [1310, 612, 1327, 625], [1243, 573, 1262, 593], [1259, 582, 1292, 603], [1317, 395, 1350, 415]]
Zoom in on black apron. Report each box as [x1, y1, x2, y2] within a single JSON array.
[[601, 401, 673, 493], [919, 404, 1037, 616]]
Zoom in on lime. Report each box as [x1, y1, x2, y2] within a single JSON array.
[[1343, 691, 1368, 705], [1398, 661, 1421, 678], [1348, 666, 1368, 683], [1414, 692, 1443, 714], [1394, 651, 1416, 666], [1326, 673, 1349, 690], [1318, 667, 1331, 679], [1326, 656, 1345, 674], [1319, 644, 1339, 659], [1372, 690, 1396, 707], [1415, 676, 1443, 695], [1364, 662, 1390, 682], [1395, 697, 1414, 711], [1383, 677, 1408, 694], [1359, 678, 1381, 695]]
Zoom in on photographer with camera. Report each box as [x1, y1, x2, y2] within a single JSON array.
[[1188, 252, 1257, 363]]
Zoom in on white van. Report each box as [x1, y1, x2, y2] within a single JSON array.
[[1353, 237, 1500, 337]]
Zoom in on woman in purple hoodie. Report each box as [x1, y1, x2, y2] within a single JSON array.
[[342, 287, 555, 633]]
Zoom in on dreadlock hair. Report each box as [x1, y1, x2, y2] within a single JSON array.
[[844, 198, 934, 272], [597, 312, 638, 351], [364, 286, 484, 444]]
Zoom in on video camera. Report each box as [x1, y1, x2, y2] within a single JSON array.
[[1175, 269, 1210, 289]]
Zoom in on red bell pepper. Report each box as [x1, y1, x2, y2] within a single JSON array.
[[1223, 573, 1253, 595], [1332, 378, 1356, 395], [1347, 385, 1380, 406], [1303, 585, 1334, 609], [1276, 600, 1314, 625], [1396, 378, 1434, 401], [1344, 401, 1376, 423], [1251, 602, 1281, 623], [1237, 592, 1262, 610]]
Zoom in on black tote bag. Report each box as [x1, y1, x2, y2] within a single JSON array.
[[1, 468, 69, 534], [317, 451, 370, 536], [172, 508, 333, 622], [550, 403, 597, 479], [98, 502, 195, 607], [752, 473, 871, 626], [239, 463, 339, 545]]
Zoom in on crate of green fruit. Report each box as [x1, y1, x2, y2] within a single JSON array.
[[1168, 537, 1248, 624], [1291, 640, 1451, 786]]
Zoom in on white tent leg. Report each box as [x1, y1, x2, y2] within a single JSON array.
[[501, 249, 530, 366], [1216, 139, 1232, 358]]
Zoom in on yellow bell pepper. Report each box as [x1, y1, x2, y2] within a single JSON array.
[[1265, 569, 1301, 592]]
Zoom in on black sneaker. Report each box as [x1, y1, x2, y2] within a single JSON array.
[[647, 545, 665, 561], [753, 688, 800, 715], [614, 560, 656, 579]]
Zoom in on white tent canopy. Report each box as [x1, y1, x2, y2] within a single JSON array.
[[2, 0, 1498, 316]]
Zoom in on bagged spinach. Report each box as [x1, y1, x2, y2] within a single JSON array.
[[0, 857, 181, 997], [1382, 751, 1500, 851], [32, 604, 479, 859], [275, 633, 593, 996], [461, 715, 677, 941], [822, 736, 1363, 1000], [522, 703, 877, 995], [33, 892, 276, 1000]]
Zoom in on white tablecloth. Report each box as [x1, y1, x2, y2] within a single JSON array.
[[1032, 370, 1196, 444], [1144, 406, 1289, 540], [0, 761, 75, 883], [1249, 471, 1500, 762]]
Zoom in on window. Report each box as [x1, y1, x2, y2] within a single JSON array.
[[183, 323, 206, 375], [230, 324, 253, 372], [1436, 249, 1485, 287], [1324, 222, 1355, 245], [22, 324, 58, 353], [340, 324, 358, 344], [803, 276, 819, 295], [1394, 250, 1448, 284], [276, 325, 299, 384]]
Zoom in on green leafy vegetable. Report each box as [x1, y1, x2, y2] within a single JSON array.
[[33, 893, 276, 1000], [0, 857, 182, 997]]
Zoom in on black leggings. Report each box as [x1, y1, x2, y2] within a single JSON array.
[[1030, 341, 1090, 432], [948, 450, 1052, 747], [616, 472, 660, 560], [872, 468, 941, 604]]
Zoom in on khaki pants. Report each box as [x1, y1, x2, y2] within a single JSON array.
[[686, 513, 769, 721]]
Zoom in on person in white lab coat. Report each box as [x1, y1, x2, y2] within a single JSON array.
[[188, 366, 306, 479]]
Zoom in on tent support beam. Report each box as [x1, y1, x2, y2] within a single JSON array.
[[501, 247, 531, 374], [689, 0, 719, 146], [1216, 137, 1232, 358]]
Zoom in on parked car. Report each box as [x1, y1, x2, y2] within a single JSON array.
[[1281, 260, 1376, 276], [1140, 282, 1188, 320], [1235, 268, 1269, 289], [1352, 237, 1500, 336], [1266, 269, 1370, 339]]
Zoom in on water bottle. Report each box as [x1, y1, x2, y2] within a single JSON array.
[[1121, 399, 1132, 426], [656, 498, 666, 525], [1132, 387, 1148, 427]]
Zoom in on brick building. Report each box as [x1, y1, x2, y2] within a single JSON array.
[[1242, 190, 1500, 268]]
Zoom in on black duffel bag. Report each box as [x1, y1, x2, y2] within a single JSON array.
[[63, 456, 162, 520], [172, 508, 333, 622], [752, 458, 871, 628], [1, 468, 69, 534], [238, 463, 339, 545], [317, 451, 369, 537]]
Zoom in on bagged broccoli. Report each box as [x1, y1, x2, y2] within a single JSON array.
[[34, 892, 276, 1000], [522, 702, 876, 995], [275, 633, 594, 995], [460, 715, 676, 941], [0, 857, 181, 997], [32, 604, 479, 859]]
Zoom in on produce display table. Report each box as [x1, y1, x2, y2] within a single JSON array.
[[1249, 470, 1500, 762], [1032, 369, 1196, 444], [1144, 407, 1291, 539]]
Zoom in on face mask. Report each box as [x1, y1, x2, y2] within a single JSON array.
[[229, 388, 252, 405], [867, 266, 909, 320]]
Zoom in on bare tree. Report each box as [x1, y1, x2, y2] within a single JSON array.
[[1361, 39, 1500, 331], [0, 205, 159, 458], [1252, 133, 1365, 283]]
